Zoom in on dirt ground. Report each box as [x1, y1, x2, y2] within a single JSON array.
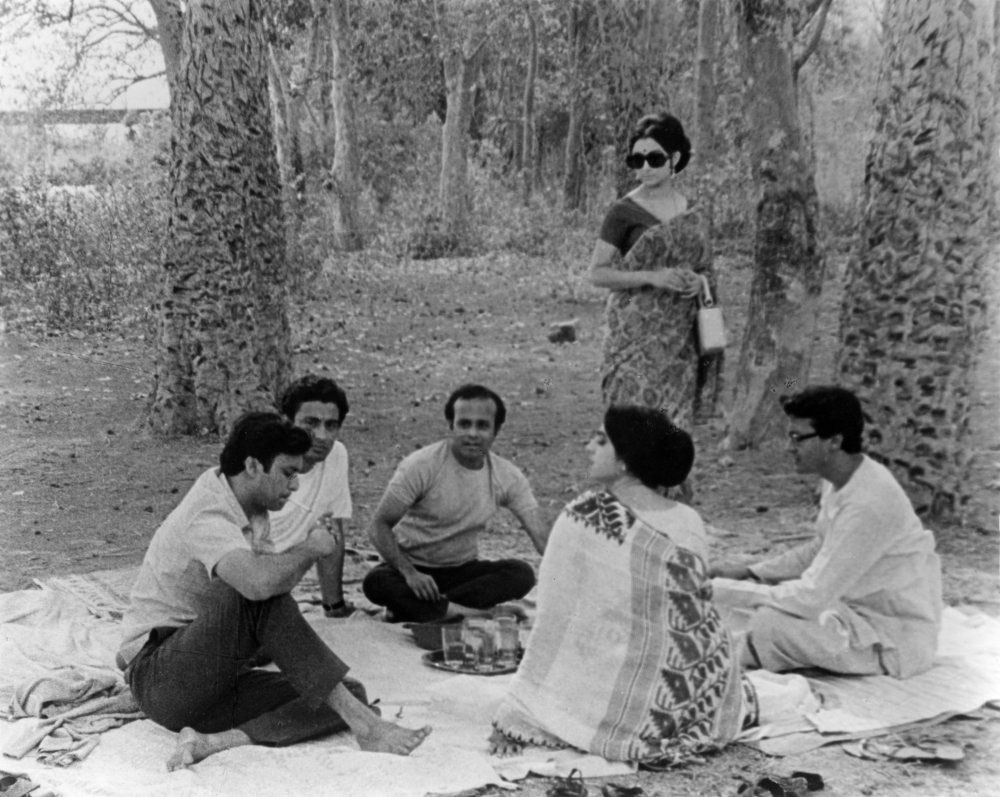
[[1, 248, 998, 796]]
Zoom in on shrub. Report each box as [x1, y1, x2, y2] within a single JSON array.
[[0, 174, 165, 337]]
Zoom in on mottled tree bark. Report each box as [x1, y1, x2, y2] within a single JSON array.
[[727, 1, 825, 448], [692, 0, 724, 419], [148, 0, 183, 103], [836, 0, 997, 516], [149, 0, 290, 436], [327, 0, 363, 250], [438, 27, 484, 241]]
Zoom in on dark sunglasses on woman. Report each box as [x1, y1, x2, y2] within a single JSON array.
[[625, 151, 671, 169]]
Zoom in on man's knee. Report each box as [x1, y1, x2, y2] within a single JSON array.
[[342, 676, 368, 707], [496, 559, 535, 597], [361, 564, 403, 604]]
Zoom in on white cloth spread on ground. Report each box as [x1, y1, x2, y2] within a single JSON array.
[[2, 573, 998, 795], [265, 440, 352, 552], [0, 589, 143, 766], [493, 490, 749, 764]]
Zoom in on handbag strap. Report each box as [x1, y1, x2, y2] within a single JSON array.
[[698, 274, 715, 308]]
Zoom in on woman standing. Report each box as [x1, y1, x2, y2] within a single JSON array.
[[590, 112, 707, 430], [491, 406, 753, 767]]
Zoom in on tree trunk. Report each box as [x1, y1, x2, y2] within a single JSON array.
[[835, 0, 996, 516], [149, 0, 290, 436], [266, 45, 306, 210], [327, 0, 363, 251], [438, 34, 484, 242], [562, 0, 593, 212], [148, 0, 183, 103], [521, 5, 538, 204], [727, 2, 825, 448], [692, 0, 724, 420]]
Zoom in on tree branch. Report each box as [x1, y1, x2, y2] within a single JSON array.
[[793, 0, 833, 74]]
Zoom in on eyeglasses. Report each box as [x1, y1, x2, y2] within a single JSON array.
[[788, 431, 820, 444], [625, 151, 670, 169]]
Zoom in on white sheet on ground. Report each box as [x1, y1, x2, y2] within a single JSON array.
[[0, 589, 629, 796]]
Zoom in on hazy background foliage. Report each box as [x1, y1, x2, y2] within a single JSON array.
[[0, 0, 878, 336]]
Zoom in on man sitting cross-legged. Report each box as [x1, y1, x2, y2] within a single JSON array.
[[363, 383, 549, 623], [710, 386, 943, 678], [117, 412, 430, 771], [267, 374, 357, 618]]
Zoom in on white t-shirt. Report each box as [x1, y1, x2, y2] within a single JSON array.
[[118, 468, 260, 667], [380, 440, 539, 568], [265, 441, 352, 553]]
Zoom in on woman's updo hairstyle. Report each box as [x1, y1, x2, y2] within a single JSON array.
[[603, 405, 694, 489], [627, 112, 691, 173]]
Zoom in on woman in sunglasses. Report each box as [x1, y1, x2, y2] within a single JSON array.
[[589, 112, 707, 432]]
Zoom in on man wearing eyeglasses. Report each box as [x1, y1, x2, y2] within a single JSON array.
[[265, 375, 356, 617], [710, 386, 942, 678]]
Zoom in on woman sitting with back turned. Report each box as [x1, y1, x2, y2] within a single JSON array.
[[490, 406, 754, 767]]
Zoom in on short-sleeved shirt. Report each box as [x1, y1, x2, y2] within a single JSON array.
[[264, 441, 352, 553], [598, 197, 661, 256], [118, 468, 261, 667], [380, 440, 539, 568]]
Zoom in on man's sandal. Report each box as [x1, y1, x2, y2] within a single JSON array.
[[736, 771, 824, 797], [323, 600, 356, 618], [546, 769, 588, 797], [0, 772, 39, 797]]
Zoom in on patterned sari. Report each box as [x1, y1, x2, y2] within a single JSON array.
[[492, 490, 752, 766], [601, 212, 707, 429]]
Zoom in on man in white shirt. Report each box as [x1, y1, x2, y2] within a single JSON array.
[[363, 384, 549, 622], [119, 413, 429, 771], [711, 386, 942, 678], [268, 374, 355, 617]]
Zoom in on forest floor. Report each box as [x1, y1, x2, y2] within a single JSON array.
[[0, 246, 998, 796]]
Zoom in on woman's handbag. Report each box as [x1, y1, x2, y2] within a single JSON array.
[[696, 274, 727, 355]]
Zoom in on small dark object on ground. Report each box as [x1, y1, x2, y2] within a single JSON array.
[[736, 770, 824, 797], [546, 768, 588, 797], [548, 319, 578, 344], [407, 616, 465, 650], [601, 783, 646, 797]]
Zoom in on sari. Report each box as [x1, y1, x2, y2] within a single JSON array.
[[492, 489, 752, 766], [601, 211, 707, 430]]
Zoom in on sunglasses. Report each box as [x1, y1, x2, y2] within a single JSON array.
[[788, 431, 820, 444], [625, 152, 671, 169]]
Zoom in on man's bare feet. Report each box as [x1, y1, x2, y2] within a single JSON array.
[[166, 727, 252, 771], [488, 727, 524, 757], [355, 718, 431, 755]]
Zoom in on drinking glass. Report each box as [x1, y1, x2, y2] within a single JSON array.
[[495, 616, 519, 667], [441, 624, 465, 666]]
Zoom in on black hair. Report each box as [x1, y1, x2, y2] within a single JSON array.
[[604, 405, 694, 489], [627, 112, 692, 173], [219, 411, 312, 476], [780, 386, 864, 454], [279, 374, 349, 422], [443, 383, 507, 433]]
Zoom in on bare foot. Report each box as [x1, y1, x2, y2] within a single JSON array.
[[166, 727, 251, 771], [489, 727, 524, 757], [355, 718, 431, 755]]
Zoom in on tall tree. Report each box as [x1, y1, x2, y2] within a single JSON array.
[[836, 0, 997, 516], [561, 0, 594, 211], [520, 1, 539, 203], [149, 0, 290, 435], [327, 0, 363, 250], [726, 1, 827, 448], [434, 0, 488, 243]]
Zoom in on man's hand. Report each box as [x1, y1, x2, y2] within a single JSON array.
[[403, 570, 441, 602], [301, 524, 339, 559], [708, 562, 754, 580]]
